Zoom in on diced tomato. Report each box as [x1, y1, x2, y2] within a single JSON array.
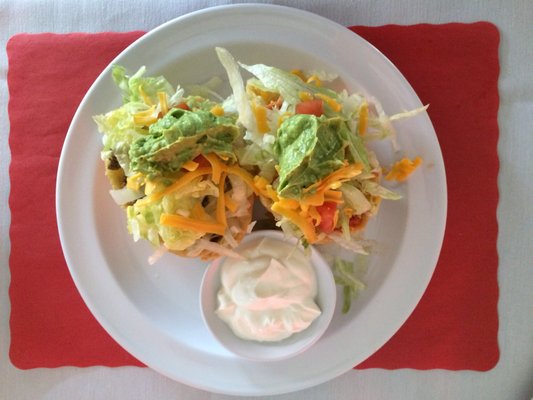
[[193, 155, 210, 168], [295, 99, 323, 117], [316, 201, 337, 233], [175, 102, 190, 110], [349, 215, 363, 228]]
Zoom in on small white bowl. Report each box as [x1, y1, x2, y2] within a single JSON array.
[[199, 230, 337, 362]]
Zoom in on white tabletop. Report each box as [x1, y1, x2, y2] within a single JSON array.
[[1, 1, 532, 399]]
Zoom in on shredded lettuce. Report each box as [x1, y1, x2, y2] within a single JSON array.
[[362, 181, 402, 200], [332, 257, 367, 313], [94, 103, 148, 174], [339, 184, 372, 215], [215, 47, 256, 132], [184, 76, 225, 102], [112, 65, 174, 105], [126, 178, 217, 251]]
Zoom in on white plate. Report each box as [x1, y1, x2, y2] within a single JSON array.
[[56, 4, 446, 396]]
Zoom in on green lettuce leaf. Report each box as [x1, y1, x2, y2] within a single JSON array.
[[332, 257, 367, 314], [112, 65, 175, 104], [339, 184, 372, 215], [361, 180, 402, 200], [93, 102, 149, 173]]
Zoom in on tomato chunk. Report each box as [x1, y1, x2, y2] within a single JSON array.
[[175, 102, 190, 111], [295, 99, 323, 117], [349, 215, 363, 228], [316, 201, 337, 233], [193, 155, 210, 168]]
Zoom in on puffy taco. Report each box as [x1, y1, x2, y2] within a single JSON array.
[[214, 48, 422, 249], [254, 112, 387, 247], [94, 66, 256, 260]]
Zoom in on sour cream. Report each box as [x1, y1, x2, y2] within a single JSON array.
[[215, 236, 321, 342]]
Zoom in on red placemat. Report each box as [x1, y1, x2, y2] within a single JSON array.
[[7, 22, 500, 370]]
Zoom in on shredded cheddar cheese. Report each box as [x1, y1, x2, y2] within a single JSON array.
[[216, 172, 227, 227], [133, 105, 158, 126], [314, 93, 342, 113], [291, 69, 307, 81], [306, 75, 322, 86], [204, 153, 225, 184], [157, 92, 168, 115], [224, 193, 238, 213], [271, 202, 317, 243], [308, 206, 322, 227], [160, 213, 226, 236], [304, 163, 363, 194], [210, 104, 224, 116], [136, 167, 212, 206], [251, 101, 270, 134], [358, 101, 368, 136], [182, 160, 199, 172], [139, 85, 153, 105], [324, 189, 344, 203], [226, 165, 259, 195], [276, 198, 300, 210], [385, 157, 423, 182], [298, 91, 314, 102], [126, 172, 144, 191], [246, 85, 279, 104], [191, 202, 213, 221], [144, 179, 157, 195]]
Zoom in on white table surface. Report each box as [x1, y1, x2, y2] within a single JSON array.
[[1, 1, 532, 399]]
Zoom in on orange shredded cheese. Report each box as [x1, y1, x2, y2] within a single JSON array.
[[306, 75, 322, 87], [251, 101, 270, 133], [139, 85, 153, 105], [300, 191, 326, 208], [253, 175, 269, 191], [210, 104, 224, 116], [385, 157, 423, 182], [136, 167, 212, 206], [158, 92, 168, 115], [160, 213, 225, 235], [133, 105, 158, 126], [144, 179, 157, 195], [358, 101, 368, 136], [308, 206, 322, 227], [247, 85, 279, 104], [216, 173, 227, 227], [291, 69, 307, 81], [203, 153, 225, 184], [226, 165, 260, 195], [298, 91, 314, 102], [276, 198, 300, 210], [324, 189, 344, 204], [271, 202, 317, 243], [304, 163, 363, 194], [182, 160, 199, 172], [315, 93, 342, 112], [224, 193, 238, 213], [191, 202, 213, 221], [126, 172, 144, 191]]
